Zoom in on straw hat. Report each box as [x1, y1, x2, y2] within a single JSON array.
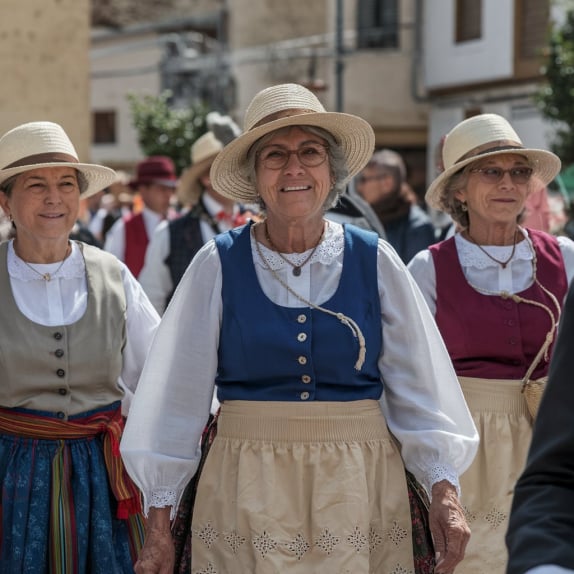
[[426, 113, 561, 210], [176, 131, 223, 206], [210, 83, 375, 203], [0, 121, 117, 199]]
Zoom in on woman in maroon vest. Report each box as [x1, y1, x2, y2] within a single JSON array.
[[408, 113, 574, 574]]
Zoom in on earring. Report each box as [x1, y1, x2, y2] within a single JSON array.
[[461, 203, 468, 212]]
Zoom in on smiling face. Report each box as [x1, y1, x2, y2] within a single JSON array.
[[0, 166, 80, 247], [455, 153, 533, 230], [255, 127, 333, 224]]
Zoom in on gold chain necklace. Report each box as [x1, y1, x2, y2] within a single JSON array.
[[466, 229, 518, 269], [18, 243, 72, 281], [264, 220, 326, 277]]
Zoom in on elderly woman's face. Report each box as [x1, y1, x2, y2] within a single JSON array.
[[0, 166, 80, 241], [455, 153, 533, 227], [255, 127, 332, 221]]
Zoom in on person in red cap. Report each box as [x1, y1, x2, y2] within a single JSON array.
[[104, 156, 177, 278]]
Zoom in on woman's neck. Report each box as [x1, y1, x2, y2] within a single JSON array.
[[262, 216, 325, 253], [464, 222, 521, 246], [13, 236, 71, 263]]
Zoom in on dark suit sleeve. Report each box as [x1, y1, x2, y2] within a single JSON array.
[[506, 280, 574, 574]]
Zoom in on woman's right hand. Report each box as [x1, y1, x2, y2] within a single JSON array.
[[135, 507, 175, 574]]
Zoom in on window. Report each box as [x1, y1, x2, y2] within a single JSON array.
[[93, 111, 116, 144], [518, 0, 549, 59], [357, 0, 399, 50], [455, 0, 482, 43]]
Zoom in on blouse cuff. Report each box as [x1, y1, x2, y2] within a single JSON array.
[[421, 463, 460, 499], [147, 488, 179, 520]]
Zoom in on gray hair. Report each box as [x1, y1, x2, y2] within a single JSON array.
[[244, 125, 349, 212]]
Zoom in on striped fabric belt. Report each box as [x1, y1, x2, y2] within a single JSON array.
[[0, 404, 141, 519]]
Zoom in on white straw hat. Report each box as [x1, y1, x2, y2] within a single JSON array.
[[426, 113, 561, 210], [210, 83, 375, 203], [0, 121, 117, 199], [176, 131, 224, 206]]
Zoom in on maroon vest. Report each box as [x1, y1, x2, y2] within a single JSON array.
[[123, 212, 148, 278], [429, 229, 567, 380]]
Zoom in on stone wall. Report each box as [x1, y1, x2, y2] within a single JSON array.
[[0, 0, 90, 159]]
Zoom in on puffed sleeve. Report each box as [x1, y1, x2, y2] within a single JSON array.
[[377, 240, 478, 496]]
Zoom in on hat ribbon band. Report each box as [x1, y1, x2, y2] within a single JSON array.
[[250, 108, 320, 130], [456, 142, 524, 165], [5, 152, 79, 169]]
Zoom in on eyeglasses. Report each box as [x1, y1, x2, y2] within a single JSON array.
[[469, 166, 533, 185], [257, 143, 329, 170]]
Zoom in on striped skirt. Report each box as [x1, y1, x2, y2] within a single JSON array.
[[0, 402, 145, 573], [190, 400, 433, 574]]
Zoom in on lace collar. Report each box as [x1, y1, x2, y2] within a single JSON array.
[[454, 228, 534, 270], [8, 240, 86, 282], [251, 220, 345, 271]]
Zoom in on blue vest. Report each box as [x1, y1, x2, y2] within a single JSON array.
[[214, 223, 383, 402]]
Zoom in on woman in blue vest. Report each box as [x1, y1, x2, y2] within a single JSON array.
[[121, 83, 478, 574], [408, 113, 574, 574], [0, 121, 160, 572]]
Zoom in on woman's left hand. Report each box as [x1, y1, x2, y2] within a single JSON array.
[[429, 480, 470, 573]]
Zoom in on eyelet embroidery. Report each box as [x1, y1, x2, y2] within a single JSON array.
[[368, 527, 384, 553], [286, 532, 310, 560], [387, 521, 408, 546], [223, 530, 246, 554], [346, 525, 368, 553], [484, 506, 507, 529], [314, 527, 341, 555], [196, 522, 219, 548], [252, 530, 277, 559], [193, 563, 217, 574]]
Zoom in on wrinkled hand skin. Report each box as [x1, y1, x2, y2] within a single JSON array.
[[429, 480, 470, 574], [135, 508, 175, 574]]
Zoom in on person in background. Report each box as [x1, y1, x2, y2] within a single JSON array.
[[506, 278, 574, 574], [408, 113, 574, 574], [355, 148, 436, 263], [121, 83, 478, 574], [0, 121, 160, 571], [104, 156, 177, 278], [139, 125, 250, 315], [88, 170, 133, 244]]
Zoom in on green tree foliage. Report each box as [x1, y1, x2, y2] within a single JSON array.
[[535, 9, 574, 166], [127, 91, 208, 175]]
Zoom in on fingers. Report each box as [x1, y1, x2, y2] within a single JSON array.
[[429, 480, 470, 573]]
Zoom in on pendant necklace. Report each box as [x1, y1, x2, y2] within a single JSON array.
[[19, 243, 72, 281], [466, 229, 518, 269], [264, 220, 326, 277]]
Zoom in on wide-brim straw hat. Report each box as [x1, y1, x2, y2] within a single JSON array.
[[210, 83, 375, 203], [426, 113, 561, 210], [0, 121, 117, 199], [177, 131, 223, 206]]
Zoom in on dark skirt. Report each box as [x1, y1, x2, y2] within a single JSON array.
[[0, 404, 144, 574]]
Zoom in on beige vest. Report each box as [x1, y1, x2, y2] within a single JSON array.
[[0, 242, 126, 418]]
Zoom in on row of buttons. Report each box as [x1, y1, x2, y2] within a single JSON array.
[[297, 315, 310, 400], [54, 333, 68, 413]]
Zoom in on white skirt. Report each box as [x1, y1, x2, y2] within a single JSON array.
[[191, 400, 415, 574]]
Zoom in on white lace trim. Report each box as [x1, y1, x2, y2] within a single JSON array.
[[147, 489, 179, 519], [7, 240, 85, 282], [455, 228, 534, 270], [422, 463, 461, 499], [251, 220, 345, 271]]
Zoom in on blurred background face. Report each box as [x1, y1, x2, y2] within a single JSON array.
[[138, 182, 174, 215], [355, 166, 395, 205], [0, 166, 80, 243]]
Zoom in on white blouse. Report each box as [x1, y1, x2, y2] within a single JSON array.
[[407, 229, 574, 315], [6, 240, 160, 399], [121, 221, 479, 516]]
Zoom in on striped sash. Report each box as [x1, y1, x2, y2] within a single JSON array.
[[0, 404, 143, 572]]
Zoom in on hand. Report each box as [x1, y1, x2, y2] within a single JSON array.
[[429, 480, 470, 573], [135, 507, 175, 574]]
